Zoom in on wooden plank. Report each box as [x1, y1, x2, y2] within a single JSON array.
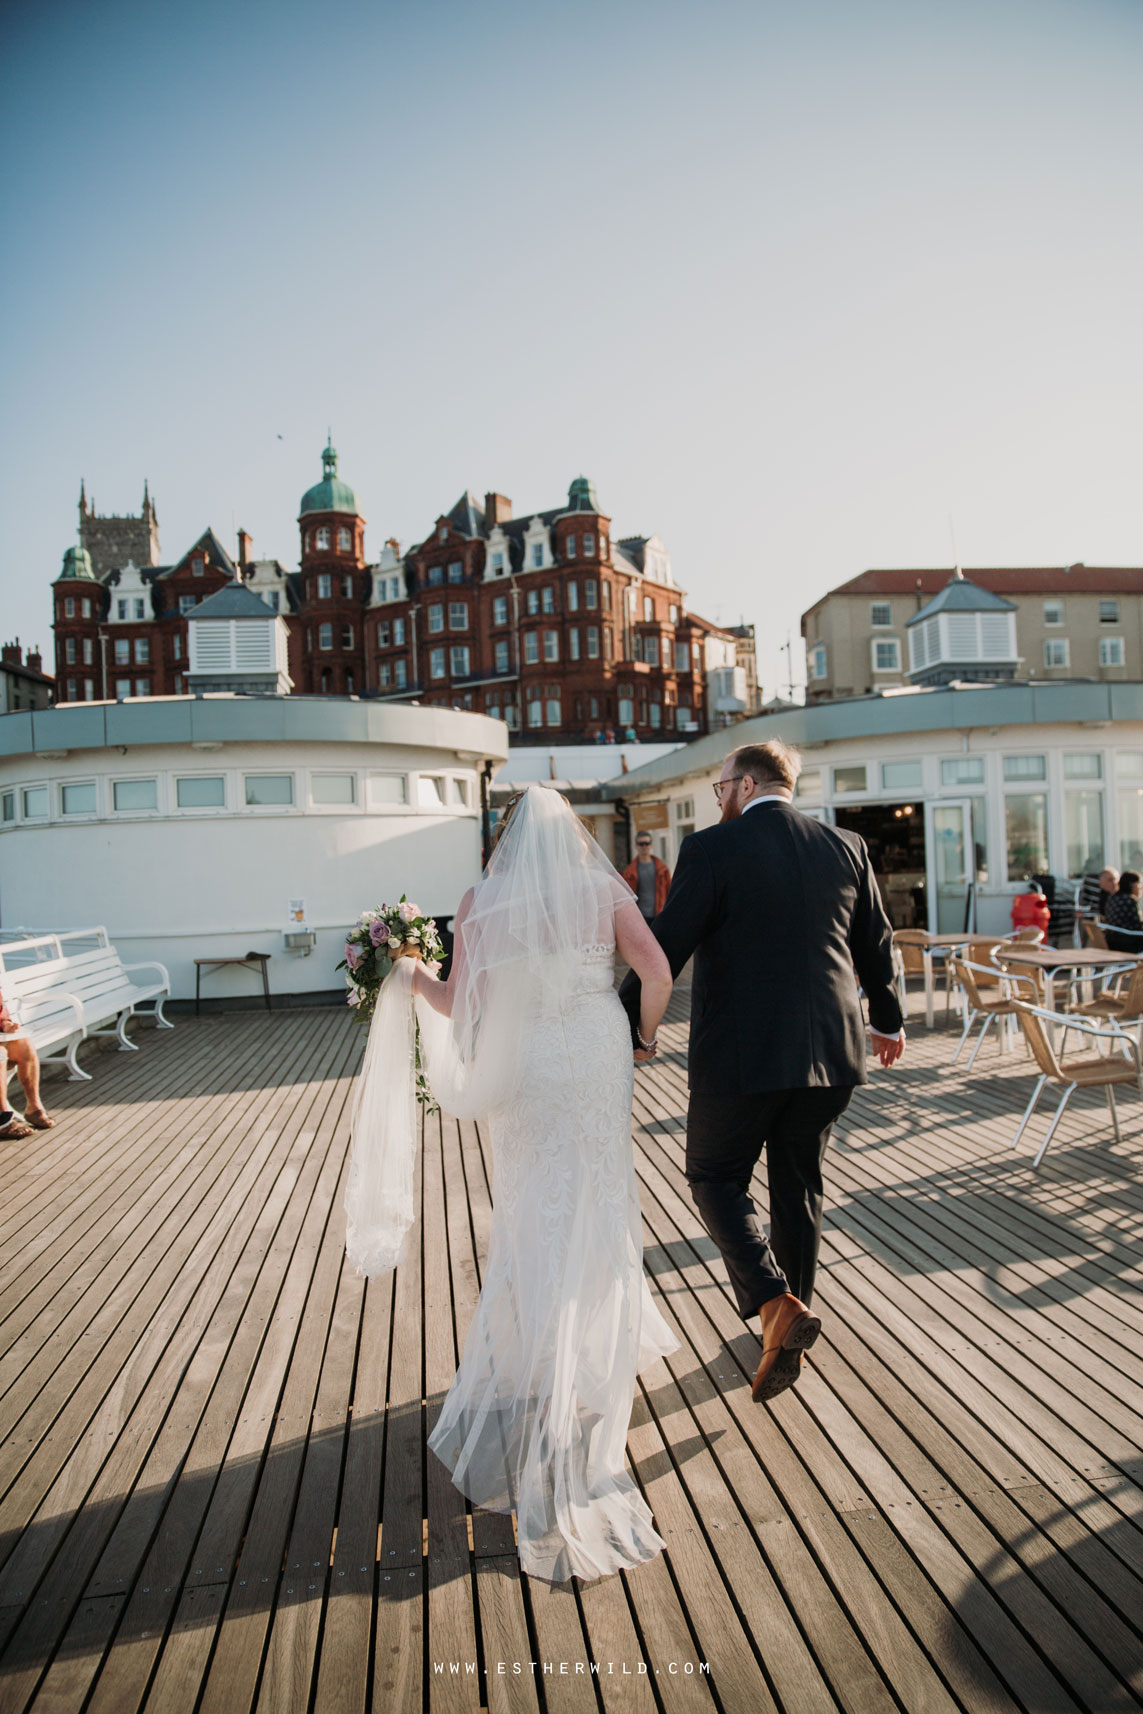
[[475, 1557, 541, 1714]]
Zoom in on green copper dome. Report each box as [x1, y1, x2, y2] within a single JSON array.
[[56, 544, 96, 582], [567, 474, 600, 513], [299, 438, 360, 517]]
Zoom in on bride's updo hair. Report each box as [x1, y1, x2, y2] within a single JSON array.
[[493, 785, 572, 848]]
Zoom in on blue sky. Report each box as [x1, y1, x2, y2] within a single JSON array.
[[2, 0, 1140, 696]]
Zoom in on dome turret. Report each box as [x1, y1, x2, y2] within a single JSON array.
[[299, 437, 361, 518], [55, 544, 96, 582], [566, 475, 601, 513]]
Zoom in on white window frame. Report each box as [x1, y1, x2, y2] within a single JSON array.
[[1043, 600, 1064, 626], [871, 637, 901, 673], [1043, 638, 1070, 668], [174, 773, 228, 813], [309, 772, 358, 809], [1099, 636, 1125, 667]]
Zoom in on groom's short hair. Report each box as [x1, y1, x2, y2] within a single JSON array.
[[729, 740, 801, 793]]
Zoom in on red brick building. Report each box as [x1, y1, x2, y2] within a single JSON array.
[[51, 449, 738, 743]]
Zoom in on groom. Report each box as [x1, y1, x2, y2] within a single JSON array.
[[621, 740, 904, 1401]]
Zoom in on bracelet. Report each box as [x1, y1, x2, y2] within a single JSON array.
[[636, 1028, 658, 1050]]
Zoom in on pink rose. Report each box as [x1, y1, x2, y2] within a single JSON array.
[[369, 919, 390, 946], [345, 942, 363, 970], [398, 900, 419, 923]]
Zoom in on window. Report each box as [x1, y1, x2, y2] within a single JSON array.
[[134, 598, 146, 619], [871, 602, 892, 627], [528, 696, 544, 729], [448, 601, 468, 629], [22, 786, 49, 818], [1003, 755, 1046, 782], [245, 774, 294, 806], [795, 770, 822, 799], [317, 573, 332, 599], [342, 572, 354, 597], [1100, 637, 1125, 667], [60, 782, 96, 815], [834, 765, 867, 794], [494, 639, 510, 672], [603, 625, 612, 661], [176, 776, 225, 809], [134, 678, 150, 697], [546, 695, 561, 726], [567, 534, 576, 558], [585, 579, 597, 609], [492, 595, 508, 625], [263, 591, 279, 612], [377, 620, 390, 647], [173, 674, 182, 694], [114, 638, 129, 666], [180, 595, 196, 615], [393, 617, 405, 646], [649, 700, 661, 729], [428, 565, 445, 586], [192, 557, 205, 576], [586, 626, 600, 659], [526, 590, 540, 616], [567, 580, 579, 612], [569, 628, 581, 661], [63, 597, 75, 617], [810, 644, 827, 680], [448, 561, 463, 584], [872, 638, 900, 673], [643, 596, 653, 622], [368, 772, 408, 806], [341, 623, 354, 649], [882, 760, 923, 790], [524, 631, 539, 665], [2, 791, 16, 822], [379, 662, 391, 687], [618, 690, 634, 725], [394, 658, 407, 688], [115, 678, 132, 698], [940, 757, 984, 786], [491, 551, 504, 575], [600, 534, 608, 558], [644, 634, 659, 668], [584, 533, 595, 556], [430, 648, 446, 679], [82, 599, 91, 618], [1064, 754, 1102, 780], [65, 679, 78, 699], [531, 543, 544, 569], [135, 637, 150, 664], [1044, 638, 1069, 668], [65, 638, 76, 665], [312, 773, 356, 805], [1117, 751, 1143, 868], [543, 630, 559, 663], [602, 580, 611, 611], [117, 599, 128, 620], [1065, 791, 1104, 877], [439, 526, 448, 544], [450, 645, 470, 676], [305, 627, 312, 650], [319, 623, 333, 650], [316, 527, 330, 551], [1043, 600, 1063, 626], [1099, 599, 1119, 624], [541, 587, 555, 614], [450, 777, 470, 806], [1005, 793, 1048, 878], [428, 603, 444, 633], [675, 641, 690, 672], [173, 636, 181, 660], [338, 528, 352, 553]]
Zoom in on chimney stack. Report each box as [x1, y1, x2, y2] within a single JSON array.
[[237, 528, 253, 567], [2, 640, 21, 666], [27, 648, 42, 674], [484, 493, 512, 528]]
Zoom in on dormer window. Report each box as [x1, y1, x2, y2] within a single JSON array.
[[448, 561, 464, 584], [117, 599, 128, 620], [193, 557, 205, 576], [338, 527, 352, 552], [531, 543, 544, 569], [491, 551, 504, 574], [428, 565, 444, 587], [439, 526, 448, 543]]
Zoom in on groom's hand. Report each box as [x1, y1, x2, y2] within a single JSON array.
[[871, 1027, 905, 1068], [633, 1045, 657, 1064]]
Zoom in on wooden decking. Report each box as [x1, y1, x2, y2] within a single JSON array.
[[0, 994, 1141, 1714]]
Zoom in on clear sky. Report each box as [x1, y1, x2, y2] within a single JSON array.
[[2, 0, 1140, 698]]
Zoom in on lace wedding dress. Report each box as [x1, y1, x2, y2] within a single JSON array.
[[427, 940, 678, 1582]]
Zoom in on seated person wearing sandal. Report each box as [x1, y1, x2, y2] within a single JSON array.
[[0, 987, 54, 1137], [1103, 870, 1143, 953]]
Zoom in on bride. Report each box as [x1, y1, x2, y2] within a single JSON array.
[[345, 783, 675, 1582]]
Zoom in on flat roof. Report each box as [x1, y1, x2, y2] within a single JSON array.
[[603, 680, 1143, 797]]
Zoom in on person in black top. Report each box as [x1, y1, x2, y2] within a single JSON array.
[[620, 739, 904, 1402], [1103, 870, 1143, 951]]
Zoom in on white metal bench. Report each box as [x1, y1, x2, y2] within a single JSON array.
[[0, 929, 173, 1081]]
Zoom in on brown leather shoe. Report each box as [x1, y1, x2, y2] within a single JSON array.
[[752, 1294, 821, 1403]]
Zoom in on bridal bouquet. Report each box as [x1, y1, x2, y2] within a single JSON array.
[[338, 896, 446, 1022]]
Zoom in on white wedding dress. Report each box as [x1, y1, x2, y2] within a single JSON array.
[[427, 937, 678, 1582], [345, 784, 677, 1582]]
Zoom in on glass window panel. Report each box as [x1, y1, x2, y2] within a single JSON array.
[[60, 782, 96, 815], [1003, 755, 1046, 782], [1063, 753, 1102, 780], [1065, 790, 1104, 876], [1114, 751, 1143, 778], [833, 765, 867, 794], [969, 795, 989, 882], [113, 778, 158, 811], [940, 756, 985, 786], [795, 769, 822, 799], [1118, 785, 1143, 869], [311, 773, 355, 804], [450, 777, 470, 806], [22, 786, 48, 818], [176, 776, 225, 808], [418, 774, 445, 806], [881, 760, 922, 791], [367, 773, 408, 805], [1004, 792, 1049, 878], [245, 774, 294, 806]]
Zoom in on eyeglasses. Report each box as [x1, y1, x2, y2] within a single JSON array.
[[636, 840, 652, 848], [713, 776, 741, 803]]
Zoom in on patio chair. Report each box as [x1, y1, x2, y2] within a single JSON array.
[[894, 929, 956, 1020], [952, 960, 1037, 1069], [1079, 918, 1109, 952], [1066, 960, 1143, 1035], [1009, 1002, 1141, 1167]]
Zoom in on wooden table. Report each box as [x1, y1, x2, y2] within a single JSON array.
[[996, 945, 1139, 1014], [913, 932, 973, 1029], [194, 952, 272, 1014]]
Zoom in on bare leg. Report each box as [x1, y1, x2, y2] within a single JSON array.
[[6, 1040, 51, 1124]]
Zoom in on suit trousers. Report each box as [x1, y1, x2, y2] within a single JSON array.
[[685, 1086, 853, 1321]]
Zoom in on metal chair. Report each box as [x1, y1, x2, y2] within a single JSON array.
[[952, 961, 1035, 1069], [1066, 960, 1143, 1036], [1009, 1002, 1141, 1167], [1079, 918, 1110, 951]]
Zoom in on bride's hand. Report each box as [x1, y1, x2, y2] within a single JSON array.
[[633, 1045, 657, 1064]]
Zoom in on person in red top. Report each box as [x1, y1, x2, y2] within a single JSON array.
[[1010, 881, 1051, 937], [622, 834, 672, 922]]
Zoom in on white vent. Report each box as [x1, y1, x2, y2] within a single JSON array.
[[980, 613, 1014, 659], [191, 625, 232, 669], [234, 621, 271, 670]]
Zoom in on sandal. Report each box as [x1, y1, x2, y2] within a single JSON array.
[[25, 1110, 56, 1130], [0, 1117, 34, 1140]]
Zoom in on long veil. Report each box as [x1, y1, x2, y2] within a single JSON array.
[[344, 785, 635, 1277]]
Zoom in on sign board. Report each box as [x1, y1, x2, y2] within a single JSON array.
[[633, 802, 669, 832], [288, 899, 306, 924]]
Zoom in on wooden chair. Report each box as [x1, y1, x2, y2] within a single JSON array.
[[1080, 918, 1110, 951], [1009, 926, 1046, 945], [1066, 960, 1143, 1034], [952, 961, 1030, 1069], [1009, 1002, 1141, 1167], [894, 929, 957, 1020]]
